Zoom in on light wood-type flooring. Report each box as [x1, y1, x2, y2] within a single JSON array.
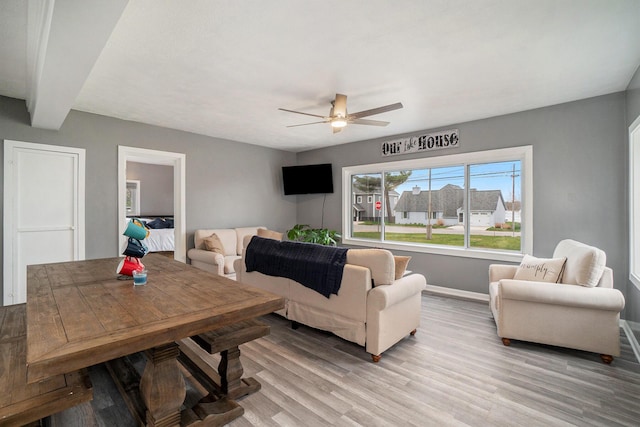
[[50, 293, 640, 426]]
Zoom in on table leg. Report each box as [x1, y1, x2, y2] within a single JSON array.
[[218, 347, 242, 397], [218, 346, 261, 400], [140, 343, 186, 427]]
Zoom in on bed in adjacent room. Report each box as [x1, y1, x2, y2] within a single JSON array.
[[128, 216, 175, 253]]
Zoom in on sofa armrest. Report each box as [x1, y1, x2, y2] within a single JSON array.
[[498, 279, 625, 312], [489, 264, 518, 282], [233, 257, 245, 277], [367, 274, 426, 311], [188, 248, 225, 274]]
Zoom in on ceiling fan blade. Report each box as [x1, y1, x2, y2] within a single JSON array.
[[286, 120, 328, 128], [349, 102, 403, 119], [333, 93, 347, 117], [278, 108, 326, 119], [350, 118, 390, 126]]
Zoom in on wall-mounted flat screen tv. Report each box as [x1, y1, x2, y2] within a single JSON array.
[[282, 163, 334, 195]]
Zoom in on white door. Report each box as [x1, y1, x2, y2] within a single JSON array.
[[3, 140, 85, 305]]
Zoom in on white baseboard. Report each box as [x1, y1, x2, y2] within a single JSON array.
[[424, 284, 489, 302], [621, 320, 640, 364]]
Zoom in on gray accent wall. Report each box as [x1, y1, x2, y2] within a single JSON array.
[[626, 65, 640, 331], [1, 84, 638, 325], [627, 64, 640, 125], [0, 95, 296, 305], [297, 92, 630, 316]]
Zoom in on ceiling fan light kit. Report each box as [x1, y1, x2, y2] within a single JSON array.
[[331, 118, 347, 128], [279, 93, 403, 133]]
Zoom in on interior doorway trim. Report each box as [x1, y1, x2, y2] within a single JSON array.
[[118, 146, 186, 263]]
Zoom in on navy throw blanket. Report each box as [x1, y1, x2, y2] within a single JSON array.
[[245, 236, 348, 298]]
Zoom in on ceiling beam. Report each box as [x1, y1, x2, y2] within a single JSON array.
[[27, 0, 129, 130]]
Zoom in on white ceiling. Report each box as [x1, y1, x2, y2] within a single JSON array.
[[1, 0, 639, 153]]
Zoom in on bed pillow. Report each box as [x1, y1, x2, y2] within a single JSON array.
[[203, 233, 225, 255], [394, 256, 411, 280], [257, 228, 283, 241], [513, 254, 567, 283]]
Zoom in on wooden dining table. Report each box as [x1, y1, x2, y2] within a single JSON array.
[[26, 253, 284, 427]]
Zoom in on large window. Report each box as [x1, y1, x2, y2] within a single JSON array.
[[342, 146, 532, 261]]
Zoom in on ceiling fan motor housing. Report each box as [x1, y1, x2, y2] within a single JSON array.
[[279, 93, 403, 133]]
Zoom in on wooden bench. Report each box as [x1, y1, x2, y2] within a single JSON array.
[[176, 318, 270, 426], [0, 304, 93, 427], [190, 318, 269, 399]]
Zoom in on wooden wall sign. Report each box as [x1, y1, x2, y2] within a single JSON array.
[[381, 129, 459, 157]]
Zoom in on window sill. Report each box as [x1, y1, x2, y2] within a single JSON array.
[[342, 237, 524, 263]]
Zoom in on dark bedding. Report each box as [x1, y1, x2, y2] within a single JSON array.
[[144, 217, 174, 229], [245, 236, 348, 298]]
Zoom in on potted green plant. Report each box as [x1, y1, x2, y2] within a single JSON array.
[[286, 224, 341, 246]]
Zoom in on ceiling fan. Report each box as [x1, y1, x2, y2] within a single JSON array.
[[279, 93, 403, 133]]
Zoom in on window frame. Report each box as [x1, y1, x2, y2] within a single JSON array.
[[341, 146, 533, 262], [629, 115, 640, 291]]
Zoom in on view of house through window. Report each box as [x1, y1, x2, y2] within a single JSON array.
[[345, 147, 530, 258]]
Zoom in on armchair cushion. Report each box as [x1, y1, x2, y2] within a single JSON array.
[[347, 249, 395, 286], [553, 239, 606, 287], [513, 254, 566, 283]]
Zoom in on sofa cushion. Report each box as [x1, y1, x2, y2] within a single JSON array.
[[209, 229, 238, 256], [346, 249, 395, 286], [257, 228, 283, 241], [203, 233, 225, 255], [235, 227, 266, 255], [513, 254, 566, 283], [552, 239, 606, 287], [394, 256, 411, 280], [194, 229, 236, 256]]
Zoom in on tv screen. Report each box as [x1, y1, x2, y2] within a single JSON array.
[[282, 163, 334, 195]]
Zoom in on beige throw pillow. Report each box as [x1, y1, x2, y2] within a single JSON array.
[[257, 228, 283, 241], [513, 254, 567, 283], [394, 256, 411, 280], [203, 233, 225, 255]]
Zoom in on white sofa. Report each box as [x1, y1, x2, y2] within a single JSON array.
[[234, 239, 427, 362], [489, 239, 625, 363], [187, 226, 265, 279]]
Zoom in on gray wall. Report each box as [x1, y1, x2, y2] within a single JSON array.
[[127, 162, 174, 216], [0, 95, 297, 305], [1, 87, 636, 322], [627, 64, 640, 126], [297, 92, 629, 315], [626, 66, 640, 329]]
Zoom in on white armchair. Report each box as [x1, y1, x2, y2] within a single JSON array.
[[489, 239, 625, 363]]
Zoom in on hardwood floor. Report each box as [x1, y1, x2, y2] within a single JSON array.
[[51, 293, 640, 426]]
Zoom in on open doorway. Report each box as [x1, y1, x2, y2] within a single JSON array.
[[118, 146, 186, 262]]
